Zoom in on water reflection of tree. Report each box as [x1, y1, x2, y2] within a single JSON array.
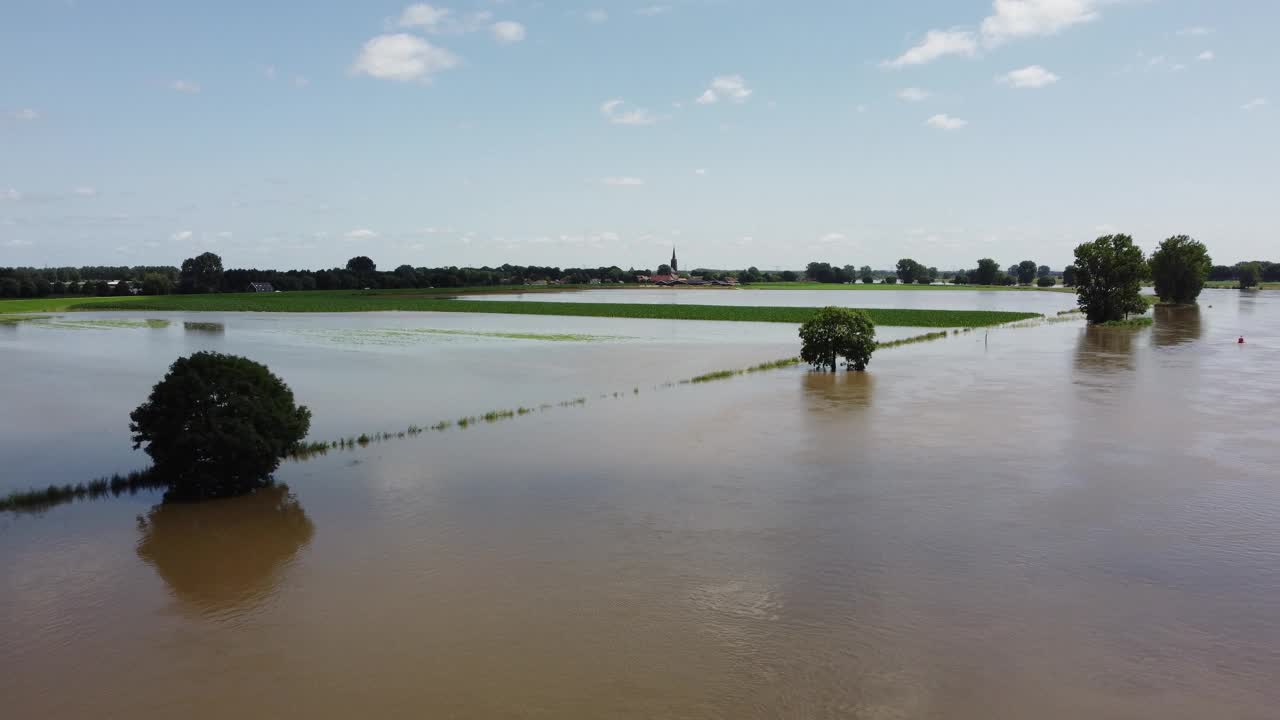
[[183, 321, 225, 334], [136, 485, 314, 617], [1073, 327, 1138, 374], [1152, 305, 1203, 347], [801, 370, 876, 412]]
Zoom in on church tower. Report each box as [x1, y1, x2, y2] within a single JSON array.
[[670, 247, 678, 274]]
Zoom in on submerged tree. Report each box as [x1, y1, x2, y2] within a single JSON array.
[[1149, 235, 1212, 303], [1073, 234, 1148, 324], [130, 352, 311, 500], [799, 306, 877, 372], [1237, 262, 1262, 290]]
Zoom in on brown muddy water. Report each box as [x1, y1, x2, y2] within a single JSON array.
[[2, 289, 1278, 719]]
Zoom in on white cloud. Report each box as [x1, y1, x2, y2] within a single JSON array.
[[1, 188, 20, 202], [897, 87, 930, 102], [885, 1, 1102, 67], [1197, 51, 1214, 61], [694, 168, 707, 175], [399, 4, 451, 30], [73, 186, 98, 197], [491, 21, 526, 44], [586, 9, 608, 23], [1177, 26, 1212, 37], [696, 75, 752, 104], [818, 232, 847, 244], [600, 99, 657, 126], [9, 108, 41, 121], [3, 238, 33, 247], [999, 65, 1059, 88], [1241, 97, 1267, 111], [171, 230, 193, 241], [170, 80, 201, 94], [601, 176, 645, 186], [263, 65, 278, 80], [344, 228, 378, 240], [351, 34, 460, 82], [981, 0, 1100, 46], [882, 29, 978, 68], [636, 5, 670, 16], [856, 104, 869, 113], [926, 114, 968, 130]]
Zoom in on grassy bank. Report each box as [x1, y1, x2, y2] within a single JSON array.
[[2, 291, 1040, 328]]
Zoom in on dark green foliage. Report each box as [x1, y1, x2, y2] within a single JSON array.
[[0, 469, 166, 513], [1063, 265, 1078, 286], [657, 263, 672, 275], [896, 258, 923, 284], [1149, 235, 1211, 303], [861, 275, 874, 284], [974, 258, 1000, 285], [141, 273, 174, 295], [883, 276, 897, 285], [1037, 275, 1056, 287], [1073, 234, 1148, 324], [130, 352, 311, 500], [346, 256, 377, 277], [799, 306, 877, 372], [1237, 262, 1261, 289], [180, 252, 224, 293], [1017, 260, 1038, 285], [1037, 265, 1052, 279]]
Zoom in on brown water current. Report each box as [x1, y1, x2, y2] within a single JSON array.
[[1, 289, 1278, 718]]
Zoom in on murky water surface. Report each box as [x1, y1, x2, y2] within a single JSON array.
[[2, 289, 1278, 719]]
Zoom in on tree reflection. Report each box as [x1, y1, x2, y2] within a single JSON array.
[[136, 485, 314, 617], [1152, 304, 1203, 347], [802, 370, 876, 412], [1073, 326, 1138, 374]]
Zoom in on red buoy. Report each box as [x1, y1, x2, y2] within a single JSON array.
[[1238, 336, 1245, 344]]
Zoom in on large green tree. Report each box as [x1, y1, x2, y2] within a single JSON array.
[[1237, 262, 1262, 290], [1016, 260, 1038, 285], [1149, 235, 1212, 303], [1073, 234, 1148, 324], [179, 252, 224, 294], [974, 258, 1000, 285], [1063, 265, 1078, 287], [130, 352, 311, 500], [896, 258, 923, 284], [799, 306, 877, 372]]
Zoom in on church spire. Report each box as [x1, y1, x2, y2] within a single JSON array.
[[670, 246, 678, 274]]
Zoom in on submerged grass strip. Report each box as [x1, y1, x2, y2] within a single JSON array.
[[1099, 316, 1154, 328], [0, 469, 166, 513], [63, 291, 1038, 328]]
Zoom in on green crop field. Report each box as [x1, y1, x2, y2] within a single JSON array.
[[0, 290, 1043, 327]]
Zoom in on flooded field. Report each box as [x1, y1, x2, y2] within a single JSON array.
[[463, 286, 1081, 315], [2, 289, 1278, 718]]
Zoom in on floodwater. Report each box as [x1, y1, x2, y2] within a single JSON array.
[[463, 286, 1081, 315], [2, 289, 1279, 719]]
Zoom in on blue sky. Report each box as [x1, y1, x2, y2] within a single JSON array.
[[2, 0, 1276, 271]]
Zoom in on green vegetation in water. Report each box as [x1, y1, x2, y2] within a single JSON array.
[[1098, 317, 1154, 328], [0, 314, 51, 325], [35, 290, 1040, 328], [0, 469, 166, 513], [184, 321, 225, 332], [293, 326, 623, 347], [29, 318, 171, 330]]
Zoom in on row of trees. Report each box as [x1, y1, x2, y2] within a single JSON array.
[[1074, 233, 1217, 323]]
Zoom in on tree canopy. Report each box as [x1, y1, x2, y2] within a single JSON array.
[[1016, 260, 1038, 285], [1149, 235, 1212, 303], [130, 352, 311, 500], [799, 306, 877, 372], [974, 258, 1000, 285], [1073, 234, 1148, 324], [179, 252, 224, 294], [896, 258, 923, 284], [1238, 262, 1262, 289]]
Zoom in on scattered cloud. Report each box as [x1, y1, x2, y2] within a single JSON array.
[[818, 232, 847, 244], [884, 1, 1103, 67], [294, 75, 310, 87], [696, 75, 752, 104], [897, 87, 930, 102], [73, 186, 98, 197], [263, 65, 278, 80], [926, 114, 968, 130], [694, 168, 708, 175], [600, 99, 658, 126], [883, 29, 978, 68], [636, 5, 670, 16], [1176, 26, 1212, 37], [1, 188, 20, 202], [585, 9, 608, 23], [1241, 97, 1267, 111], [981, 0, 1101, 47], [170, 80, 201, 94], [171, 230, 193, 241], [8, 108, 41, 121], [601, 176, 645, 186], [491, 21, 526, 44], [998, 64, 1059, 88], [344, 228, 378, 240], [399, 3, 451, 30], [1197, 50, 1214, 61], [856, 104, 869, 113], [351, 34, 460, 82]]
